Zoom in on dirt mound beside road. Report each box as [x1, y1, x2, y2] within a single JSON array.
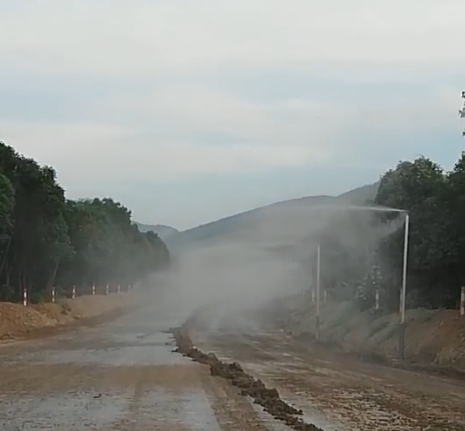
[[281, 295, 465, 372], [0, 294, 130, 340], [171, 324, 323, 431]]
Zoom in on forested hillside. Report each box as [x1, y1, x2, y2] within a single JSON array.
[[135, 223, 179, 241], [374, 154, 465, 309], [0, 142, 170, 303], [166, 192, 378, 250]]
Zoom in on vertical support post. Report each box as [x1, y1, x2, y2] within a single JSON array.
[[72, 286, 76, 300], [51, 287, 56, 303], [460, 286, 465, 316], [399, 212, 409, 360], [460, 90, 465, 136], [92, 284, 96, 295], [105, 283, 109, 295], [375, 289, 380, 310], [316, 244, 321, 341], [22, 287, 27, 306]]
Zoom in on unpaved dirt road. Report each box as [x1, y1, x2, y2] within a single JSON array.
[[0, 299, 279, 431], [1, 297, 465, 430], [192, 322, 465, 431]]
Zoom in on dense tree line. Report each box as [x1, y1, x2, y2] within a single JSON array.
[[0, 142, 170, 303], [372, 154, 465, 310], [315, 152, 465, 311]]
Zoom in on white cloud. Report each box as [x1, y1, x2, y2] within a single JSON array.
[[1, 82, 457, 191], [0, 0, 464, 80], [0, 118, 330, 189], [89, 84, 349, 147], [0, 0, 464, 226]]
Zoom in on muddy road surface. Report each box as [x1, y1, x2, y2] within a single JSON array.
[[0, 299, 278, 431], [192, 321, 465, 431], [1, 297, 465, 430]]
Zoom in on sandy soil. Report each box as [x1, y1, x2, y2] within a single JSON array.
[[0, 304, 279, 430], [191, 324, 465, 431], [274, 295, 465, 371], [2, 292, 465, 430], [0, 293, 131, 340]]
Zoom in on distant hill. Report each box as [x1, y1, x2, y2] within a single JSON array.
[[166, 181, 380, 250], [335, 182, 380, 205], [135, 223, 179, 241]]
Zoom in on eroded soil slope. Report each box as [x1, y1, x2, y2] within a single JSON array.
[[272, 294, 465, 371], [0, 294, 131, 340]]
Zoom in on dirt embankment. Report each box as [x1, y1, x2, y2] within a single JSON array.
[[280, 295, 465, 372], [0, 294, 131, 340], [171, 324, 323, 431]]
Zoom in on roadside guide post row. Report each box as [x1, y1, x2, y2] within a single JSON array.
[[309, 211, 462, 363], [310, 289, 327, 303], [310, 283, 463, 319], [311, 287, 381, 308], [316, 244, 321, 341], [20, 283, 134, 306]]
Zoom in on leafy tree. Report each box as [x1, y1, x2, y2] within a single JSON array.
[[0, 173, 14, 292], [374, 157, 458, 308], [0, 173, 14, 243], [0, 141, 170, 302], [304, 153, 465, 312]]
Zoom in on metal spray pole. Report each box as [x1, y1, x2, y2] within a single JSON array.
[[460, 91, 465, 136], [399, 212, 410, 360], [316, 244, 321, 340]]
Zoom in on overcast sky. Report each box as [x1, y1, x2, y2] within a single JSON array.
[[0, 1, 464, 230]]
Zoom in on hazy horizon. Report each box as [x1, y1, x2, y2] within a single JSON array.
[[136, 181, 379, 230], [1, 1, 464, 229]]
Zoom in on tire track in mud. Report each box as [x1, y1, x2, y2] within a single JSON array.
[[200, 372, 271, 431], [171, 324, 324, 431], [203, 329, 465, 431]]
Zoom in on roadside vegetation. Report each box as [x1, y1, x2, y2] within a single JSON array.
[[316, 153, 465, 312], [0, 141, 170, 304], [281, 153, 465, 369]]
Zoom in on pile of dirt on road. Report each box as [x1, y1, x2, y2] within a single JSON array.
[[280, 295, 465, 372], [171, 324, 323, 431], [0, 294, 130, 340]]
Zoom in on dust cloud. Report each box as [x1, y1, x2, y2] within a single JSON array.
[[155, 202, 405, 333]]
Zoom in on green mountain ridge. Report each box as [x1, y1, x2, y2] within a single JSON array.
[[134, 223, 179, 241], [166, 181, 380, 250]]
